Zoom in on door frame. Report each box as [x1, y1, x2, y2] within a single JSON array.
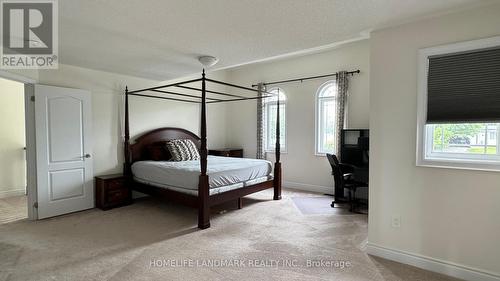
[[0, 70, 38, 220]]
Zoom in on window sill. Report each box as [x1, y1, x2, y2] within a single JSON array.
[[417, 158, 500, 172], [265, 150, 287, 154], [314, 152, 335, 157]]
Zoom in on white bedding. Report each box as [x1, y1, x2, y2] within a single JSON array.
[[131, 155, 273, 191]]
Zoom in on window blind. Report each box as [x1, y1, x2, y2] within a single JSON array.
[[427, 47, 500, 123]]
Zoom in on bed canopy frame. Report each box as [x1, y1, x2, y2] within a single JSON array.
[[123, 70, 282, 229]]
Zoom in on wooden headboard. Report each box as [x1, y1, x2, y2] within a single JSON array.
[[129, 127, 201, 163]]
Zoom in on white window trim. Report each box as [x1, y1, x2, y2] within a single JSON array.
[[315, 80, 337, 156], [264, 88, 287, 153], [416, 35, 500, 172]]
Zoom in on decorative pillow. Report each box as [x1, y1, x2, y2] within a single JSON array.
[[166, 139, 200, 161], [147, 143, 168, 161]]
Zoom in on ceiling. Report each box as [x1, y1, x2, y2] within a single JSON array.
[[59, 0, 490, 80]]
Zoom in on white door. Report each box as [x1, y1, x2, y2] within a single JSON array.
[[35, 85, 93, 219]]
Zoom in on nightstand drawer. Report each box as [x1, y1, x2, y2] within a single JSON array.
[[106, 189, 128, 204], [108, 179, 125, 191], [229, 150, 243, 158], [209, 149, 243, 158]]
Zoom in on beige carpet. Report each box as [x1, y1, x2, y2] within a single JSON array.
[[0, 189, 461, 281], [0, 195, 27, 224]]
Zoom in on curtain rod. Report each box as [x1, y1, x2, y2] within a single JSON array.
[[252, 69, 360, 87]]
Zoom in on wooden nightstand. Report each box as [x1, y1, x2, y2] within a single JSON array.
[[209, 148, 243, 158], [95, 174, 132, 210]]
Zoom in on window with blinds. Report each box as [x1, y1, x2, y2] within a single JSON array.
[[417, 36, 500, 171], [427, 47, 500, 123]]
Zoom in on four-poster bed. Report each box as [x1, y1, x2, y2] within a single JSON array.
[[123, 70, 282, 229]]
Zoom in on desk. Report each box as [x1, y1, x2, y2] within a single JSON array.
[[333, 166, 368, 202], [354, 166, 369, 185]]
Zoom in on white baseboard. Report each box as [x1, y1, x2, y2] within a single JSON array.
[[283, 181, 332, 194], [366, 242, 500, 281], [0, 188, 26, 199]]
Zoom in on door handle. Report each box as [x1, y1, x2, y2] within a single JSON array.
[[79, 154, 91, 159]]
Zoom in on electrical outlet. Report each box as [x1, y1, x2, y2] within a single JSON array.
[[391, 215, 401, 228]]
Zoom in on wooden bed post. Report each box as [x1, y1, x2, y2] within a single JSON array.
[[198, 70, 210, 229], [274, 89, 282, 200], [124, 86, 131, 176]]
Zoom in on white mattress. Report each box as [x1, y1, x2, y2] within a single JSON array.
[[131, 155, 273, 191], [134, 176, 272, 196]]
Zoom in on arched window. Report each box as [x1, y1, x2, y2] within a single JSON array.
[[264, 88, 287, 152], [316, 81, 338, 154]]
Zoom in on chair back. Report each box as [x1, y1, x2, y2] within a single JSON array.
[[326, 153, 344, 188]]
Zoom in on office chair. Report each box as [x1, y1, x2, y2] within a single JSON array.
[[326, 153, 366, 212]]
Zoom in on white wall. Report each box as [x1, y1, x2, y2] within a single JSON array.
[[224, 40, 370, 191], [369, 3, 500, 277], [0, 78, 25, 198], [8, 65, 228, 177]]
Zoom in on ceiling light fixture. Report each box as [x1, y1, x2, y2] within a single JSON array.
[[198, 56, 219, 68]]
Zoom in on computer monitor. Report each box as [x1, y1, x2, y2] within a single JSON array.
[[340, 129, 369, 167]]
